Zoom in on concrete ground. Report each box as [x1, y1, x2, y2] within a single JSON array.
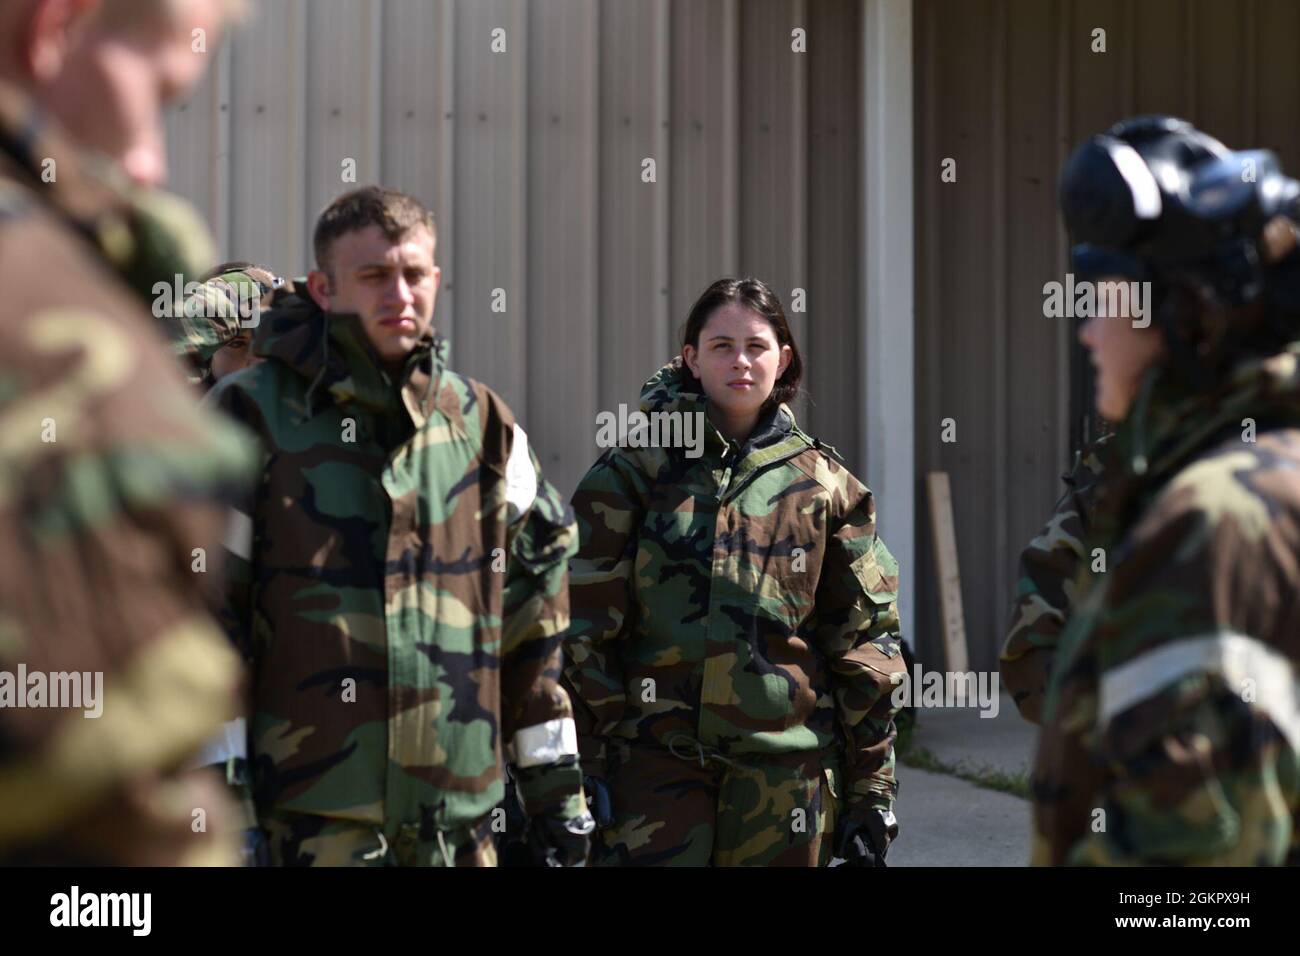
[[909, 688, 1038, 780], [888, 690, 1038, 866]]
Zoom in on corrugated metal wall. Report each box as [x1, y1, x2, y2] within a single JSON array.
[[165, 0, 866, 500], [915, 0, 1300, 672]]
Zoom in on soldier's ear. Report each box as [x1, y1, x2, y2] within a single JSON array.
[[306, 270, 333, 311], [25, 0, 96, 84], [682, 343, 700, 378]]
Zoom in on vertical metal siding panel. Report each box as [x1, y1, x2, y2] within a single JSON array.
[[526, 0, 599, 498], [653, 0, 672, 363], [788, 0, 809, 428], [1243, 0, 1257, 146], [807, 0, 862, 471], [165, 56, 218, 254], [453, 0, 528, 415], [1003, 0, 1068, 671], [987, 0, 1009, 674], [212, 39, 233, 259], [669, 0, 734, 355], [380, 0, 446, 329], [931, 0, 996, 673], [1131, 0, 1188, 117], [723, 0, 740, 279], [1055, 0, 1072, 477], [599, 0, 666, 417], [914, 0, 942, 667], [378, 1, 439, 204], [738, 0, 814, 424], [438, 0, 458, 346], [738, 0, 802, 368], [304, 0, 379, 267], [1255, 0, 1300, 170], [1195, 0, 1246, 145], [1068, 0, 1125, 142], [368, 0, 384, 186], [290, 0, 309, 273], [227, 1, 301, 273]]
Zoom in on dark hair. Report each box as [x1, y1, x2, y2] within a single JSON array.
[[1156, 268, 1300, 388], [680, 277, 803, 408], [313, 186, 437, 274]]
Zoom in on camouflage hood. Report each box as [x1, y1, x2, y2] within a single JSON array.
[[250, 280, 447, 420], [1095, 339, 1300, 544], [636, 356, 805, 462]]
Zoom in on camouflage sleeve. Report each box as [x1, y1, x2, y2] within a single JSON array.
[[1001, 441, 1107, 724], [499, 429, 586, 818], [204, 380, 264, 669], [197, 380, 268, 826], [814, 489, 907, 812], [0, 243, 257, 863], [561, 451, 643, 780], [1065, 494, 1299, 865]]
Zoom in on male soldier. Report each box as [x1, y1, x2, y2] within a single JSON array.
[[180, 261, 283, 388], [1000, 435, 1112, 724], [209, 186, 593, 866], [1034, 115, 1300, 865], [0, 0, 256, 864]]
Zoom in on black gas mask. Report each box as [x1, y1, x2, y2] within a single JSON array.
[[1061, 115, 1300, 309]]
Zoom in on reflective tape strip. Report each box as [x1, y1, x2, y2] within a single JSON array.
[[1099, 632, 1300, 751], [186, 717, 247, 769], [1105, 141, 1163, 220], [222, 509, 253, 561], [512, 717, 578, 768], [505, 423, 538, 525]]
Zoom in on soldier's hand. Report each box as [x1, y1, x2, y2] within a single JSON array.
[[833, 807, 898, 867]]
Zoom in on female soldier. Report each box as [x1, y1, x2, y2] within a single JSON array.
[[563, 277, 905, 867], [1034, 116, 1300, 865]]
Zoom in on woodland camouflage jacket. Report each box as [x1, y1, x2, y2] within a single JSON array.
[[210, 287, 585, 838], [1033, 347, 1300, 865], [563, 359, 906, 811]]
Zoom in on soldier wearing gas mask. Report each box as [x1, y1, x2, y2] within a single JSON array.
[[1032, 116, 1300, 865]]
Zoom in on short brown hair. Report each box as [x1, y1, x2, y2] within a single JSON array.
[[681, 277, 804, 408], [313, 186, 437, 275]]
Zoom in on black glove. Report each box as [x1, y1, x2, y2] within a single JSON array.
[[525, 809, 596, 867], [583, 775, 613, 829], [834, 808, 898, 867]]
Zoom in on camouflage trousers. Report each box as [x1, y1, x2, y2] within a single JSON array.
[[260, 809, 497, 867], [594, 738, 841, 867]]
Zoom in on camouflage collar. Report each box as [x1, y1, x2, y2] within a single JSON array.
[[252, 284, 445, 418], [638, 358, 814, 489], [1096, 341, 1300, 543]]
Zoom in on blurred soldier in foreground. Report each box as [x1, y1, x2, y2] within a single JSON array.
[[0, 0, 255, 864], [1034, 115, 1300, 865], [209, 186, 592, 866]]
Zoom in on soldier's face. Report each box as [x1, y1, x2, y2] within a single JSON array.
[[311, 225, 441, 368], [33, 0, 227, 187], [682, 304, 791, 420], [210, 331, 259, 382], [1078, 276, 1167, 421]]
